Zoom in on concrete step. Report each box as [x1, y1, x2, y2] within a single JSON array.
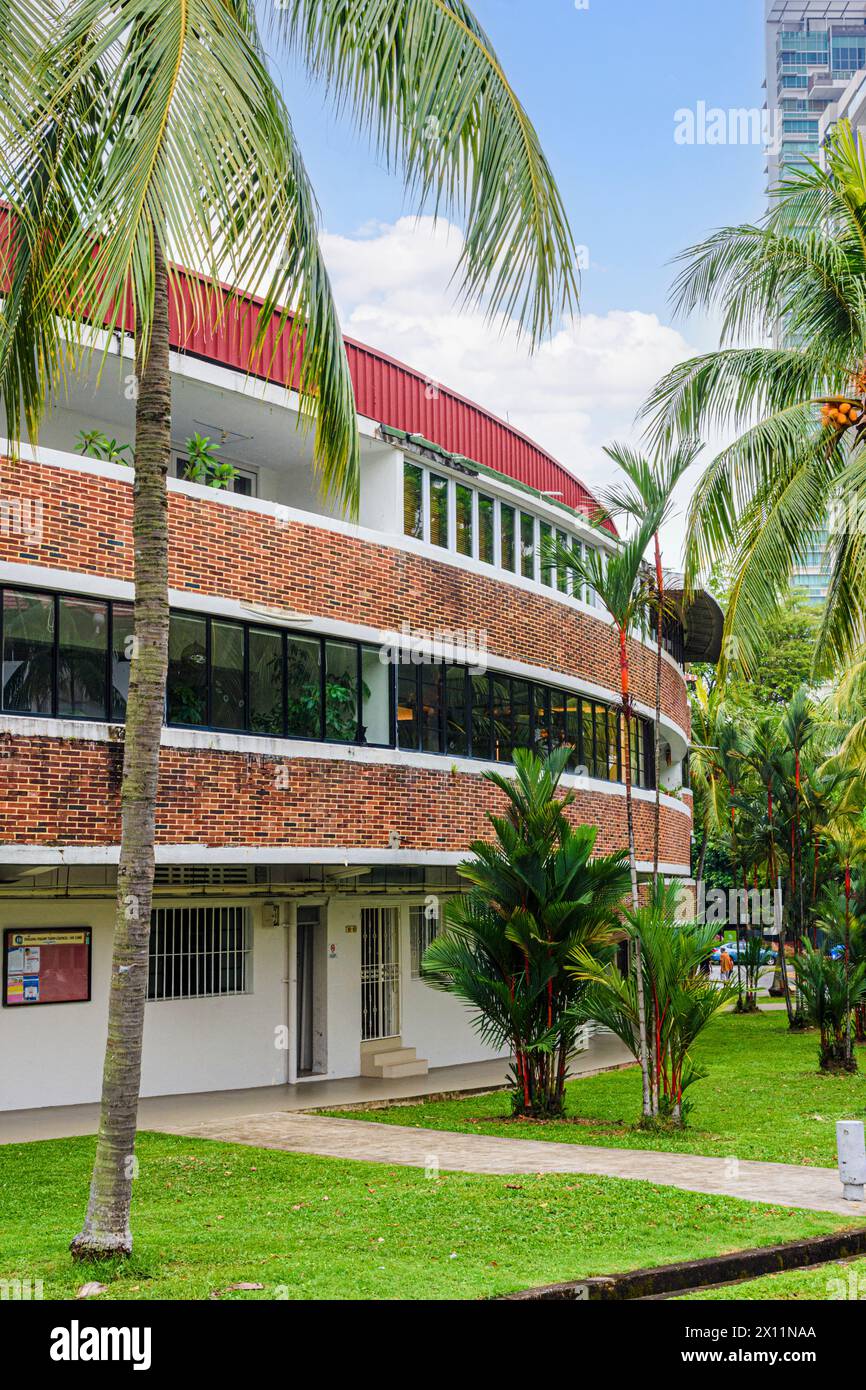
[[369, 1047, 418, 1068], [378, 1058, 430, 1078]]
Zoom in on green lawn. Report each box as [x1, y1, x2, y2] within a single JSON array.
[[0, 1132, 856, 1301], [679, 1258, 866, 1301], [326, 1012, 866, 1167]]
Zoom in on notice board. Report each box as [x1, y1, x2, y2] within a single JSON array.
[[3, 928, 92, 1006]]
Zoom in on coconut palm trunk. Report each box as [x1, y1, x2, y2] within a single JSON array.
[[619, 627, 653, 1118], [653, 534, 664, 882], [70, 235, 171, 1259]]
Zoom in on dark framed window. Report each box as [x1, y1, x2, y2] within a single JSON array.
[[0, 583, 658, 789], [539, 522, 554, 587], [471, 673, 493, 760], [445, 667, 469, 756]]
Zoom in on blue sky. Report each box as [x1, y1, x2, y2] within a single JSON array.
[[277, 0, 766, 322], [266, 1, 770, 557]]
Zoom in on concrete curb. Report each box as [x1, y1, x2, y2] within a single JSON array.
[[498, 1227, 866, 1300]]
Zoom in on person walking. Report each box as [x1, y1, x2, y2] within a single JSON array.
[[719, 945, 734, 987]]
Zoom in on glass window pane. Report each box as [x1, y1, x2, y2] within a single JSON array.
[[2, 589, 54, 714], [607, 708, 620, 782], [539, 522, 554, 586], [491, 677, 512, 762], [557, 531, 570, 593], [582, 701, 595, 776], [565, 695, 581, 771], [430, 474, 449, 549], [594, 705, 609, 781], [445, 667, 469, 756], [500, 504, 516, 571], [361, 646, 390, 745], [520, 513, 535, 579], [111, 603, 134, 722], [550, 686, 568, 756], [57, 597, 108, 719], [403, 462, 423, 539], [455, 484, 473, 557], [471, 674, 492, 759], [211, 620, 245, 731], [167, 614, 208, 726], [478, 494, 494, 564], [420, 667, 443, 753], [570, 540, 584, 601], [397, 665, 419, 750], [286, 636, 322, 739], [324, 640, 359, 742], [533, 685, 550, 756], [249, 627, 284, 736], [512, 679, 531, 751]]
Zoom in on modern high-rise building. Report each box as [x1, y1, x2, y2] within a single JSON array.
[[765, 0, 866, 196], [763, 3, 866, 601]]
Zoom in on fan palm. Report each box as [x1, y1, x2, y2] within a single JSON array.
[[1, 0, 578, 1259], [422, 749, 631, 1118], [544, 508, 663, 1118], [597, 440, 701, 880], [641, 120, 866, 677]]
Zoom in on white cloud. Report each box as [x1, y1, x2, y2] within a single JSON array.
[[321, 216, 706, 566]]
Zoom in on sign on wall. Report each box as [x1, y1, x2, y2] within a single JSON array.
[[2, 929, 92, 1007]]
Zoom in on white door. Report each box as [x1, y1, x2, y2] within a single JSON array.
[[361, 907, 400, 1041]]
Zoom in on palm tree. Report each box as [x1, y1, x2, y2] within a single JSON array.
[[422, 749, 631, 1118], [641, 120, 866, 678], [1, 0, 577, 1260], [597, 440, 702, 881], [546, 509, 663, 1117]]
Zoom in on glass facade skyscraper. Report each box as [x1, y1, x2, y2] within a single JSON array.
[[764, 4, 866, 602]]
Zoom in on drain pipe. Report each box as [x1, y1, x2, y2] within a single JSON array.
[[838, 1121, 866, 1201]]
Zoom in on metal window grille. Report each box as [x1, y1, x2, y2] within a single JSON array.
[[147, 906, 252, 1000], [410, 904, 440, 978], [361, 907, 400, 1040]]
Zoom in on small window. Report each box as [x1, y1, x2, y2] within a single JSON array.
[[324, 641, 359, 743], [148, 906, 252, 1000], [539, 523, 554, 586], [410, 903, 440, 978], [556, 531, 570, 593], [111, 603, 135, 722], [445, 666, 469, 757], [500, 504, 516, 572], [211, 620, 245, 731], [478, 494, 495, 564], [249, 627, 284, 736], [397, 665, 419, 750], [455, 484, 473, 557], [286, 636, 322, 739], [520, 513, 535, 579], [430, 474, 449, 549], [58, 596, 108, 719], [167, 614, 208, 726], [403, 462, 424, 540], [2, 589, 55, 715]]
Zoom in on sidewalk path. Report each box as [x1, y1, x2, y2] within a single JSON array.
[[157, 1111, 863, 1219]]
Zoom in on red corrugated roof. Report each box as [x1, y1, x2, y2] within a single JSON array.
[[0, 204, 612, 530]]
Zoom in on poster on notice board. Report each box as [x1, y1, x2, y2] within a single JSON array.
[[3, 928, 92, 1006]]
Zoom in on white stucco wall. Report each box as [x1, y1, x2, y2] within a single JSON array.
[[0, 899, 289, 1111]]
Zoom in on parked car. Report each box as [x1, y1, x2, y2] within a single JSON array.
[[711, 941, 777, 965]]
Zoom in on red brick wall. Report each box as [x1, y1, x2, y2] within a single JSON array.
[[0, 735, 692, 866], [0, 458, 689, 733]]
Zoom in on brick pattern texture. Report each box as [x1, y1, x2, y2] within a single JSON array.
[[0, 459, 689, 730], [0, 735, 692, 865]]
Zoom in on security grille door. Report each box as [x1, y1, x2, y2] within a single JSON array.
[[361, 907, 400, 1041]]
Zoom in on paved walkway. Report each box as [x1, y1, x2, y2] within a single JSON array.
[[0, 1033, 632, 1144], [158, 1111, 864, 1219]]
